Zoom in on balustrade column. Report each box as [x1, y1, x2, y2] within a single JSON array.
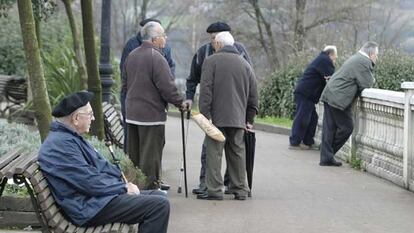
[[401, 82, 414, 190]]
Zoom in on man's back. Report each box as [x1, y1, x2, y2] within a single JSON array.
[[320, 53, 374, 110], [199, 46, 258, 128]]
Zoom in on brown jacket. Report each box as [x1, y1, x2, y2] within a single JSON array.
[[199, 46, 258, 128], [123, 41, 182, 123]]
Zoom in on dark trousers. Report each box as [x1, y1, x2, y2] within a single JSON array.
[[198, 143, 230, 189], [85, 191, 170, 233], [289, 94, 318, 146], [127, 124, 165, 189], [320, 103, 353, 163], [121, 92, 128, 153]]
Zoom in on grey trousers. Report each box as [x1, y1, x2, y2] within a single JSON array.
[[205, 127, 248, 197], [85, 190, 170, 233], [320, 103, 354, 163], [127, 124, 165, 189]]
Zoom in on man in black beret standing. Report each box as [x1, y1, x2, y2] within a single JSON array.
[[120, 18, 175, 190], [184, 22, 252, 195], [38, 91, 170, 233]]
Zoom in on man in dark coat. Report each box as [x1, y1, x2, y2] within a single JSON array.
[[38, 91, 170, 233], [185, 22, 252, 195], [289, 46, 337, 149], [123, 21, 185, 190], [319, 41, 378, 166], [197, 31, 258, 200], [119, 18, 175, 152]]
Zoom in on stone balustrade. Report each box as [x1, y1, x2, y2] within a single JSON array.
[[315, 82, 414, 192]]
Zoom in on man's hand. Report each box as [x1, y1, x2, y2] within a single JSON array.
[[181, 99, 193, 111], [324, 76, 331, 80], [127, 182, 140, 195], [246, 122, 253, 131]]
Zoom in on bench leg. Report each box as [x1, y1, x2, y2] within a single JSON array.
[[14, 174, 51, 233], [0, 177, 7, 197]]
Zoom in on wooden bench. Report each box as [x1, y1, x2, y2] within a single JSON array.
[[103, 102, 124, 149], [0, 75, 27, 116], [0, 148, 133, 233]]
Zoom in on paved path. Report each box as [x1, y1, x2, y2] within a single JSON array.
[[3, 117, 414, 233], [163, 117, 414, 233]]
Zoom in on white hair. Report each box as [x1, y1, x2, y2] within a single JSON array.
[[323, 45, 337, 56], [359, 41, 379, 56], [215, 31, 234, 46], [140, 21, 163, 41]]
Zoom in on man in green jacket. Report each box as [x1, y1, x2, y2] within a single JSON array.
[[319, 41, 378, 166]]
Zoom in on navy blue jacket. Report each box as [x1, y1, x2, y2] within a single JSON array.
[[120, 33, 175, 116], [294, 52, 335, 103], [38, 121, 127, 226], [186, 42, 252, 100]]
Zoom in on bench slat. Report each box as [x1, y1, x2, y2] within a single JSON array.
[[101, 223, 113, 233], [13, 151, 38, 174], [110, 223, 121, 233], [33, 178, 48, 193], [0, 148, 23, 172], [92, 226, 103, 233], [0, 151, 29, 178], [23, 162, 39, 178], [39, 193, 54, 211], [43, 203, 59, 220], [29, 169, 45, 186], [54, 218, 70, 233], [5, 151, 38, 178], [120, 224, 130, 233]]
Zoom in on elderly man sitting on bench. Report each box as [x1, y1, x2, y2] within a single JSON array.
[[38, 91, 170, 233]]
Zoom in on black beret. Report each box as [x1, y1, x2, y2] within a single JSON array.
[[139, 18, 161, 27], [52, 91, 94, 117], [206, 22, 231, 33]]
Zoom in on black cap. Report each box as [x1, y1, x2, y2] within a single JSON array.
[[139, 18, 161, 27], [206, 22, 231, 33], [52, 91, 94, 117]]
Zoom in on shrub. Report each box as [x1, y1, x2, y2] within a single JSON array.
[[373, 50, 414, 91], [259, 58, 308, 119], [0, 119, 146, 189]]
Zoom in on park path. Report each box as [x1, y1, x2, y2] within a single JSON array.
[[163, 117, 414, 233]]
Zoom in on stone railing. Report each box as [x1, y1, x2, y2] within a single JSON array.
[[315, 82, 414, 192]]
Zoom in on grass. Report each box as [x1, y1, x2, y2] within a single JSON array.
[[256, 116, 293, 128]]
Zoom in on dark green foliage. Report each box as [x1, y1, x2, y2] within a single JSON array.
[[373, 50, 414, 91], [0, 10, 26, 75], [259, 49, 414, 119], [43, 42, 84, 107]]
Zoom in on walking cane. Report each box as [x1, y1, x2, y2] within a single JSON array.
[[178, 108, 191, 197], [105, 140, 128, 183]]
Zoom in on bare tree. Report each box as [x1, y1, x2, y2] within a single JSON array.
[[81, 0, 104, 140], [62, 0, 88, 90], [17, 0, 52, 141]]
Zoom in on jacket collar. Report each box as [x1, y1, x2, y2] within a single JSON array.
[[217, 45, 239, 55], [50, 121, 82, 138], [140, 41, 163, 54]]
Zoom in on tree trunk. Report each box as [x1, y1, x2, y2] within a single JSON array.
[[34, 17, 41, 49], [62, 0, 88, 90], [140, 0, 150, 21], [80, 0, 104, 140], [249, 0, 280, 68], [17, 0, 51, 141], [294, 0, 306, 53]]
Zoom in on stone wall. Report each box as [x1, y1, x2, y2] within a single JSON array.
[[315, 83, 414, 192]]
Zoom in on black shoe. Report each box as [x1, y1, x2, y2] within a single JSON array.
[[192, 187, 206, 195], [319, 160, 342, 167], [234, 194, 247, 200], [197, 193, 223, 200], [160, 183, 170, 191]]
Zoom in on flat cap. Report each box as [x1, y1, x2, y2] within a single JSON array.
[[206, 22, 231, 33], [52, 91, 94, 117], [139, 18, 161, 27]]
